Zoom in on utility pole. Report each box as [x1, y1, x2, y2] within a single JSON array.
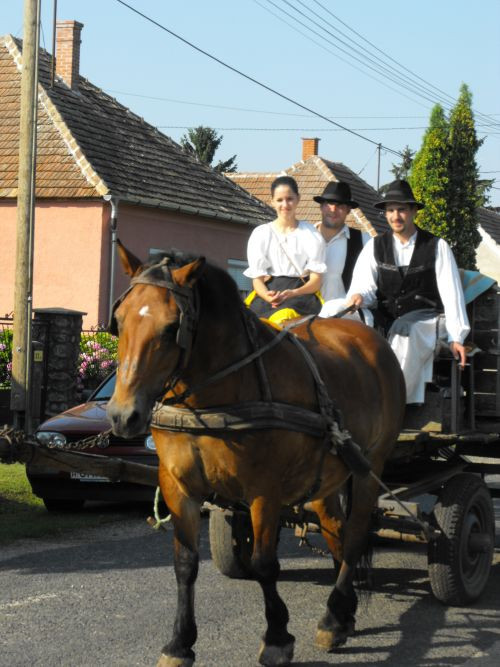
[[376, 143, 382, 193], [11, 0, 41, 431]]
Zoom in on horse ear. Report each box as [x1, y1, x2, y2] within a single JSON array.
[[173, 257, 206, 287], [116, 239, 143, 277]]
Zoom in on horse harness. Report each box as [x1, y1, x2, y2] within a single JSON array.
[[110, 258, 372, 497]]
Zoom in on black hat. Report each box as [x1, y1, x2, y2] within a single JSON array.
[[374, 179, 424, 210], [313, 181, 358, 208]]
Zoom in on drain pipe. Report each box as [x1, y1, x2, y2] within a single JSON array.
[[103, 195, 119, 321]]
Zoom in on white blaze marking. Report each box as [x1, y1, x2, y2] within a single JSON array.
[[139, 305, 150, 317]]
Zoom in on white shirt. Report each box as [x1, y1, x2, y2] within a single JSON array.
[[347, 232, 470, 343], [244, 221, 327, 279], [318, 225, 371, 301]]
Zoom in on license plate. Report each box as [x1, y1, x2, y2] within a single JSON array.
[[70, 472, 110, 482]]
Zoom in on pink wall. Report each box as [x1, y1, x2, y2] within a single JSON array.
[[0, 200, 255, 327], [0, 200, 105, 326], [112, 204, 253, 305]]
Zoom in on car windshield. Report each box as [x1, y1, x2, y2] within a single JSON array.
[[90, 372, 116, 401]]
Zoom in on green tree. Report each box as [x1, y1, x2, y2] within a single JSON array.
[[180, 126, 238, 173], [409, 104, 450, 240], [447, 84, 482, 269], [391, 145, 415, 180]]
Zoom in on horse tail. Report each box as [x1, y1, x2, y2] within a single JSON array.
[[343, 476, 375, 597]]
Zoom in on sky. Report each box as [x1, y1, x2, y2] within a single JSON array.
[[2, 0, 500, 206]]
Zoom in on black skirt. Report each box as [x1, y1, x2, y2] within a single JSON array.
[[247, 276, 322, 320]]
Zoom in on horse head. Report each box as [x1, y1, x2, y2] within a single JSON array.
[[107, 241, 205, 438]]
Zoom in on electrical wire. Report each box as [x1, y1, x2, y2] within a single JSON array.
[[267, 0, 500, 130], [310, 0, 500, 130], [113, 0, 403, 157], [255, 0, 432, 111]]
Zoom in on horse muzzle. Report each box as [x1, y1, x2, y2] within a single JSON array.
[[107, 395, 151, 439]]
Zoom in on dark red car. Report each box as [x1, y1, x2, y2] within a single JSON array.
[[27, 373, 158, 512]]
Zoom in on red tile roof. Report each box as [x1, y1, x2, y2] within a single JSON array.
[[228, 156, 389, 235], [0, 34, 273, 226]]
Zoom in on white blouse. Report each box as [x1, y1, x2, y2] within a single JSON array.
[[347, 233, 470, 343], [244, 221, 327, 279]]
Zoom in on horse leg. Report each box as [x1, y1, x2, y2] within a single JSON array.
[[157, 478, 201, 667], [249, 497, 295, 666], [316, 472, 381, 651]]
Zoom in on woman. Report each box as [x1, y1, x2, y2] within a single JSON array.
[[244, 176, 326, 324]]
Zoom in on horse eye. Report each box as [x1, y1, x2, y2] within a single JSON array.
[[161, 322, 178, 343]]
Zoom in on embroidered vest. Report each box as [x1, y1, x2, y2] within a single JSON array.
[[341, 228, 363, 292], [374, 227, 443, 322]]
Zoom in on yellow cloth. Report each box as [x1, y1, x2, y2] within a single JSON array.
[[244, 290, 324, 306]]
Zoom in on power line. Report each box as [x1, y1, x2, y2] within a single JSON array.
[[158, 125, 494, 132], [279, 0, 455, 110], [255, 0, 432, 111], [105, 89, 442, 118], [113, 0, 403, 157], [268, 0, 500, 131], [308, 0, 500, 130]]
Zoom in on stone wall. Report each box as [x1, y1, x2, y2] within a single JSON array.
[[32, 308, 85, 417]]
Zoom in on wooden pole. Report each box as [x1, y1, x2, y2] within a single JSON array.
[[11, 0, 40, 429], [377, 143, 381, 193]]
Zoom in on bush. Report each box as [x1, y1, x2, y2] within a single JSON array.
[[0, 328, 13, 388], [78, 330, 118, 391]]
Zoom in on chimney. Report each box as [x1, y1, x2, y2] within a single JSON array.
[[302, 137, 320, 161], [55, 20, 84, 90]]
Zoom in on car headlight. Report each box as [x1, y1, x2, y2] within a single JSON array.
[[35, 431, 68, 447], [144, 435, 156, 451]]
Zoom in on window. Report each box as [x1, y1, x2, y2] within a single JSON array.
[[227, 259, 252, 297]]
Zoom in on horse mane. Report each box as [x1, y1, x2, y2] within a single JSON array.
[[144, 248, 245, 316]]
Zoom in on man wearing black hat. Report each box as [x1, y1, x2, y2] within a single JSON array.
[[312, 181, 369, 306], [345, 179, 469, 404]]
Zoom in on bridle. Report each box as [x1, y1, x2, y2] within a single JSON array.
[[109, 257, 200, 376]]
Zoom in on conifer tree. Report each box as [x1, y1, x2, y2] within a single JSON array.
[[447, 84, 482, 268], [409, 104, 450, 240], [180, 126, 238, 173]]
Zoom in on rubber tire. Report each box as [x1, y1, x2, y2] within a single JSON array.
[[209, 509, 253, 579], [428, 473, 494, 605], [42, 498, 86, 513]]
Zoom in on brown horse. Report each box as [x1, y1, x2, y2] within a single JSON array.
[[107, 242, 405, 667]]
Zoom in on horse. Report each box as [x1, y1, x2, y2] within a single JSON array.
[[107, 241, 406, 667]]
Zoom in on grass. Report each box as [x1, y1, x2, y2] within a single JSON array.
[[0, 463, 149, 545]]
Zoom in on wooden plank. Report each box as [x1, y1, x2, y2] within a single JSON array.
[[474, 393, 500, 416], [474, 353, 500, 371], [474, 370, 499, 394]]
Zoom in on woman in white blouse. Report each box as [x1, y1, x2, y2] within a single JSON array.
[[244, 176, 327, 324]]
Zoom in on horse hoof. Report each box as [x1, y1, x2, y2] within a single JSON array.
[[315, 626, 351, 651], [156, 654, 194, 667], [258, 640, 294, 666]]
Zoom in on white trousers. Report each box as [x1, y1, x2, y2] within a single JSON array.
[[389, 316, 440, 404]]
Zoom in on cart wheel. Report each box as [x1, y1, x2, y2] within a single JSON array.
[[428, 473, 494, 605], [209, 509, 253, 579], [42, 498, 86, 512]]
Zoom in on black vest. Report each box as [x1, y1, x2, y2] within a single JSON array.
[[341, 228, 363, 292], [374, 227, 443, 323]]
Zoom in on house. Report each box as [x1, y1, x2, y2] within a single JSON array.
[[476, 207, 500, 284], [228, 138, 389, 236], [0, 21, 272, 326]]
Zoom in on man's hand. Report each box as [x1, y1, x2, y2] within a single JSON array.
[[346, 293, 363, 309], [450, 341, 466, 368]]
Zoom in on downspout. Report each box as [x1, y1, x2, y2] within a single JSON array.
[[103, 195, 119, 320]]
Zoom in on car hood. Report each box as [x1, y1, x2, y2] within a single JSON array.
[[38, 401, 111, 434]]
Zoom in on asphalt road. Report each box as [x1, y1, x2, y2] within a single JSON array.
[[1, 500, 500, 667]]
